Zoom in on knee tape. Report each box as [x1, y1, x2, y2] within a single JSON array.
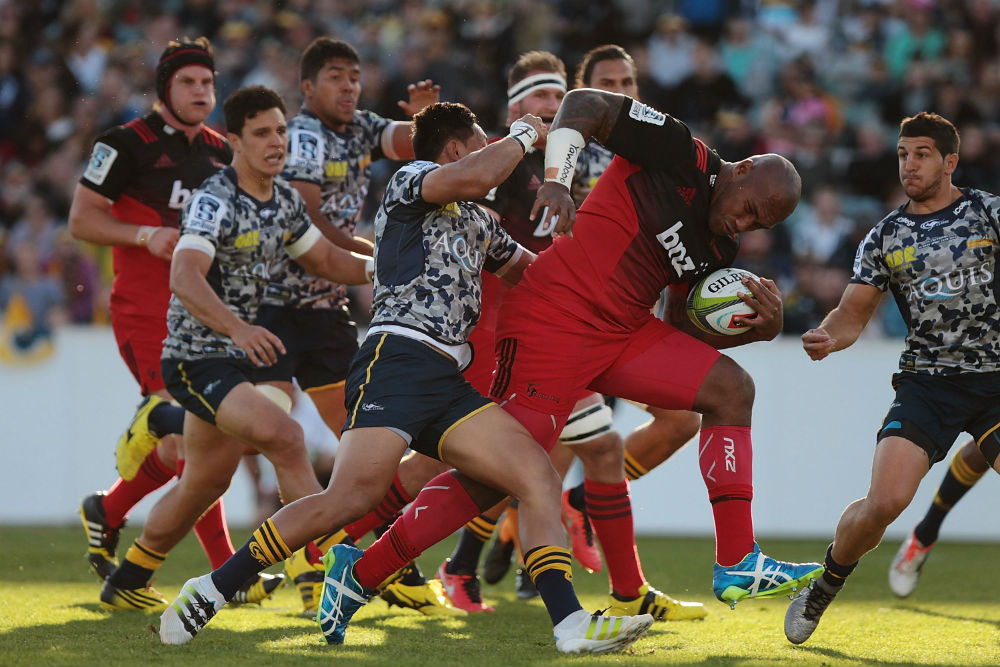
[[256, 384, 293, 413], [559, 402, 614, 445]]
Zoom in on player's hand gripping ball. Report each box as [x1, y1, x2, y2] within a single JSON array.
[[686, 267, 759, 335]]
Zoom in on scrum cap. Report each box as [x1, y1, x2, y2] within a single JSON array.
[[156, 37, 215, 106]]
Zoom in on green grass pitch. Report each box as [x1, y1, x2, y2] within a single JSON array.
[[1, 526, 997, 666]]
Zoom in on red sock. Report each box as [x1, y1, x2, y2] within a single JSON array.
[[354, 471, 479, 589], [698, 426, 755, 565], [344, 473, 413, 541], [585, 478, 644, 598], [193, 499, 235, 569], [101, 448, 175, 527]]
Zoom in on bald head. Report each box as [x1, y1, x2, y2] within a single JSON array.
[[709, 153, 802, 236], [749, 153, 801, 225]]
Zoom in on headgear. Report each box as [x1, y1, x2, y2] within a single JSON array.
[[155, 38, 215, 111]]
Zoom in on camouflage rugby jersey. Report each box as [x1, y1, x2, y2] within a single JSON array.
[[570, 140, 614, 207], [370, 160, 522, 346], [163, 167, 319, 360], [267, 108, 391, 309], [853, 188, 1000, 374]]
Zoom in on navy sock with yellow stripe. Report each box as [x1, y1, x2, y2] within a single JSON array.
[[624, 450, 649, 481], [212, 518, 292, 600], [914, 448, 986, 546], [108, 539, 166, 589], [524, 545, 582, 626]]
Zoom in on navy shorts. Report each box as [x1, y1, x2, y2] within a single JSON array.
[[878, 371, 1000, 465], [162, 356, 257, 425], [344, 333, 495, 461], [253, 305, 359, 391]]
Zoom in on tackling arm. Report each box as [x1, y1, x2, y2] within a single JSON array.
[[802, 283, 882, 361], [420, 115, 546, 204]]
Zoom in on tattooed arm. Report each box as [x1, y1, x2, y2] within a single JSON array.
[[531, 89, 626, 234]]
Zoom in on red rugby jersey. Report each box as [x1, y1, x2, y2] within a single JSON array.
[[79, 112, 232, 318]]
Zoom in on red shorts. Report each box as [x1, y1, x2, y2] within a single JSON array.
[[492, 284, 719, 426], [111, 311, 167, 395], [462, 272, 511, 395]]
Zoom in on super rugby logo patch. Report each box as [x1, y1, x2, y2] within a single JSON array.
[[628, 100, 665, 126], [186, 193, 226, 235], [83, 142, 118, 186]]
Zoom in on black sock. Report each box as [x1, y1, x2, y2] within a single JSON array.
[[212, 545, 269, 600], [913, 453, 984, 546], [148, 402, 185, 438], [448, 527, 489, 575], [821, 543, 856, 589], [567, 483, 586, 512], [396, 561, 425, 586]]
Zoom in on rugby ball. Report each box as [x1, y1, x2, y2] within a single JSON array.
[[686, 267, 759, 335]]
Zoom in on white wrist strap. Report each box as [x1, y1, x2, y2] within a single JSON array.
[[543, 128, 585, 189], [508, 120, 539, 154], [136, 225, 156, 247]]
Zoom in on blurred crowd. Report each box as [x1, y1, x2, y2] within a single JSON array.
[[4, 0, 1000, 343]]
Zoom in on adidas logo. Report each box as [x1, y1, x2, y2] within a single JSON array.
[[676, 186, 695, 206], [154, 154, 176, 169], [528, 174, 542, 190]]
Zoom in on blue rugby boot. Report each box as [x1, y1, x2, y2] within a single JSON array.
[[713, 543, 823, 608], [317, 544, 376, 645]]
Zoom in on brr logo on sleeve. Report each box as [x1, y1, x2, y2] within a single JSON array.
[[290, 130, 322, 167], [186, 193, 226, 235]]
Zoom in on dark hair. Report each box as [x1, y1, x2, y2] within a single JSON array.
[[899, 112, 960, 157], [300, 37, 360, 83], [412, 102, 478, 161], [156, 36, 214, 103], [224, 85, 286, 135], [574, 44, 634, 89], [507, 50, 566, 89]]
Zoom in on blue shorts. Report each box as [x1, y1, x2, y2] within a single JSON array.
[[344, 333, 494, 461], [161, 356, 256, 425], [253, 305, 358, 391], [878, 371, 1000, 465]]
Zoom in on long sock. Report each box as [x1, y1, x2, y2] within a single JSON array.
[[698, 426, 755, 565], [447, 514, 498, 574], [147, 401, 185, 437], [101, 448, 176, 527], [193, 499, 235, 569], [525, 545, 582, 626], [108, 539, 166, 589], [914, 449, 986, 546], [344, 473, 413, 541], [821, 543, 857, 589], [212, 518, 293, 600], [354, 471, 480, 590], [623, 450, 649, 481], [585, 478, 644, 597]]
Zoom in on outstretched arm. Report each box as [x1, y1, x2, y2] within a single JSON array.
[[802, 283, 882, 361], [420, 115, 547, 204]]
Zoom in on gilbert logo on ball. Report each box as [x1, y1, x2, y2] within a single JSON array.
[[686, 267, 759, 335]]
